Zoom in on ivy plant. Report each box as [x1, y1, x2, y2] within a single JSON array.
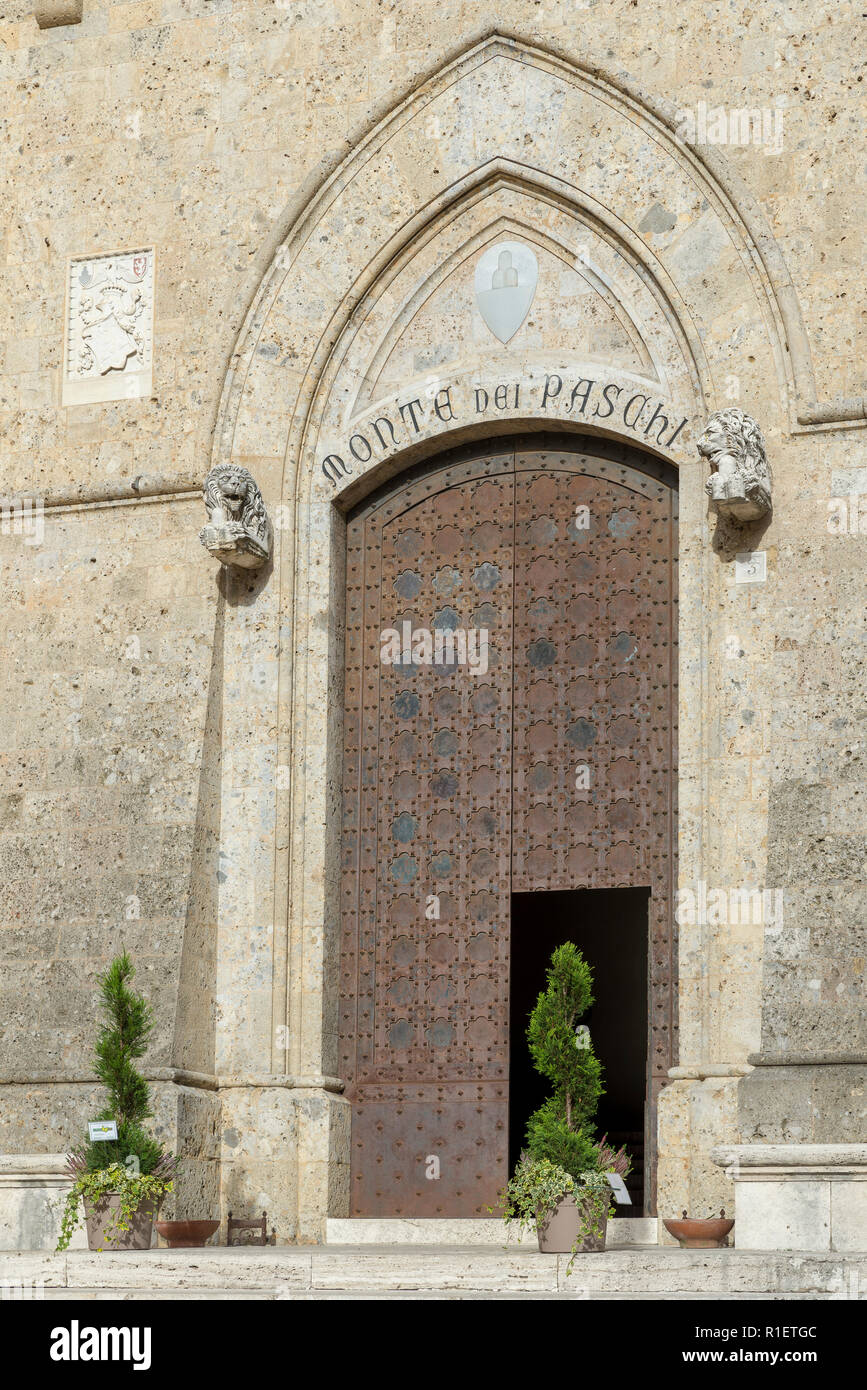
[[500, 1155, 576, 1232], [500, 1156, 615, 1266], [56, 1161, 175, 1253]]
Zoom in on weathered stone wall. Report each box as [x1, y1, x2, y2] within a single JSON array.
[[1, 1, 863, 501], [658, 421, 867, 1225], [0, 497, 218, 1149], [0, 1, 864, 1238]]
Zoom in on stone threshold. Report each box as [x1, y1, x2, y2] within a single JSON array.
[[2, 1248, 864, 1300], [325, 1217, 659, 1246]]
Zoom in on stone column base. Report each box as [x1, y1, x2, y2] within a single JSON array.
[[0, 1155, 86, 1250], [738, 1058, 867, 1143], [711, 1144, 867, 1252], [657, 1068, 745, 1240], [219, 1084, 350, 1244], [166, 1082, 221, 1224]]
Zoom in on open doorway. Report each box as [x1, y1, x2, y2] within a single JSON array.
[[509, 887, 650, 1212]]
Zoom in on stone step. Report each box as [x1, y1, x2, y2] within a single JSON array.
[[2, 1247, 864, 1300], [325, 1217, 659, 1246], [30, 1288, 846, 1301]]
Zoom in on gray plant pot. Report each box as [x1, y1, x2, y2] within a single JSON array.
[[537, 1194, 608, 1253], [84, 1194, 156, 1251]]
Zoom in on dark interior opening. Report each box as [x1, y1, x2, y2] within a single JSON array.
[[509, 887, 650, 1213]]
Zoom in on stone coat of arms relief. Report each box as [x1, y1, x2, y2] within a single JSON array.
[[474, 240, 538, 343], [63, 249, 154, 405]]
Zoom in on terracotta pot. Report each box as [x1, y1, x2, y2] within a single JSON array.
[[84, 1195, 156, 1251], [155, 1219, 220, 1248], [537, 1194, 608, 1253], [663, 1217, 734, 1249]]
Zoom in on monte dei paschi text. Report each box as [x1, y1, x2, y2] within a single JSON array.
[[320, 375, 690, 486]]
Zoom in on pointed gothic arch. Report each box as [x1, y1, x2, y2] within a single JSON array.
[[213, 28, 831, 490], [203, 31, 830, 1239]]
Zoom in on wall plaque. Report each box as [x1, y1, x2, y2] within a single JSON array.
[[734, 551, 767, 584], [62, 248, 154, 405]]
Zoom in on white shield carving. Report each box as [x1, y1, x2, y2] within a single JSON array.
[[474, 241, 538, 343], [82, 312, 137, 375]]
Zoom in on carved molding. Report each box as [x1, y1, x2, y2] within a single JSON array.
[[199, 464, 271, 570], [698, 407, 772, 522], [35, 0, 83, 28]]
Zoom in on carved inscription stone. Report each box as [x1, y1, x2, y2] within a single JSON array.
[[320, 373, 690, 488]]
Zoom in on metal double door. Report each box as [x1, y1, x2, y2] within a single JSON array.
[[339, 435, 677, 1215]]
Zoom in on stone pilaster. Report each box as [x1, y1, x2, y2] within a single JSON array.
[[711, 1144, 867, 1252], [737, 773, 867, 1145], [657, 1065, 750, 1237]]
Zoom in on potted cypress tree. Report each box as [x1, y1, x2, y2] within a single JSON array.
[[500, 942, 630, 1257], [56, 952, 177, 1252]]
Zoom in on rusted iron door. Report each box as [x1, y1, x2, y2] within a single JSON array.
[[339, 435, 677, 1216]]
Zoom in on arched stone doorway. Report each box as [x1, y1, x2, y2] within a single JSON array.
[[196, 28, 823, 1237], [339, 432, 677, 1216]]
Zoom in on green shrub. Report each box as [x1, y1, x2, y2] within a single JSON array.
[[80, 951, 169, 1176], [56, 951, 177, 1251], [524, 942, 604, 1180], [498, 942, 632, 1261], [524, 1097, 601, 1178]]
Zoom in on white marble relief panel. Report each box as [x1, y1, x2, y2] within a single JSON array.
[[62, 248, 154, 406]]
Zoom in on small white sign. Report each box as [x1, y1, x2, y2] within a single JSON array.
[[88, 1120, 118, 1142], [735, 550, 767, 584], [606, 1172, 632, 1205]]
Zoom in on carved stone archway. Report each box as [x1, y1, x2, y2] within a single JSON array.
[[191, 31, 831, 1239]]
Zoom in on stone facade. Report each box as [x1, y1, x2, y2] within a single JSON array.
[[0, 3, 864, 1245]]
